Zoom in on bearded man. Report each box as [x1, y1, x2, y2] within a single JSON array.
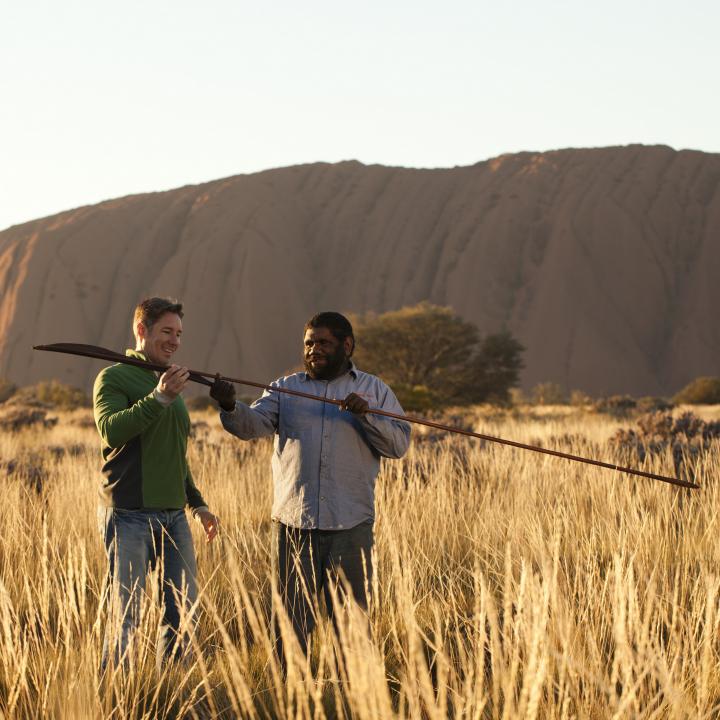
[[210, 311, 410, 656], [93, 296, 219, 672]]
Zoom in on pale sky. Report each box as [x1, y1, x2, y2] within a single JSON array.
[[1, 0, 718, 231]]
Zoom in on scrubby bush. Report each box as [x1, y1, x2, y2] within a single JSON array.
[[636, 396, 674, 413], [570, 390, 593, 407], [610, 411, 720, 477], [0, 406, 58, 432], [673, 377, 720, 405], [14, 381, 90, 409], [532, 382, 566, 405], [69, 413, 97, 429], [0, 454, 46, 493], [593, 395, 637, 417]]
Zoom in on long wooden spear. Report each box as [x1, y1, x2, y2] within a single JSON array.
[[34, 343, 699, 490]]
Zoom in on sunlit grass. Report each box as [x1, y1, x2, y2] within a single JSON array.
[[0, 406, 718, 718]]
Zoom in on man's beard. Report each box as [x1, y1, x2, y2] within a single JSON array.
[[304, 346, 349, 380]]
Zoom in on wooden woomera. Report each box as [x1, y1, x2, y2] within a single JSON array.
[[34, 343, 700, 490]]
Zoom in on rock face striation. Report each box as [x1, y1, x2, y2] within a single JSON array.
[[1, 145, 719, 397]]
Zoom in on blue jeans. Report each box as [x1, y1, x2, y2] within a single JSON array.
[[98, 507, 198, 673]]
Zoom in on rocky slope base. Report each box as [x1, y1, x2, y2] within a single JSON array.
[[1, 145, 718, 396]]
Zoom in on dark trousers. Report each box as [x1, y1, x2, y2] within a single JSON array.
[[272, 520, 374, 658]]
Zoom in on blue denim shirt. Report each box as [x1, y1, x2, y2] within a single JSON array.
[[220, 365, 411, 530]]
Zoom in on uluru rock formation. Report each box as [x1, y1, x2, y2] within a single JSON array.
[[1, 144, 718, 397]]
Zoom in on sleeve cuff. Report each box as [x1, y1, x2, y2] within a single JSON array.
[[153, 387, 174, 407], [191, 505, 210, 519]]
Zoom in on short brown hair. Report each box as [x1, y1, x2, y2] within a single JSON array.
[[133, 297, 184, 332]]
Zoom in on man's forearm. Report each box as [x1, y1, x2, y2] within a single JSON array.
[[185, 470, 208, 510], [95, 393, 165, 449], [220, 402, 276, 440], [359, 413, 411, 459]]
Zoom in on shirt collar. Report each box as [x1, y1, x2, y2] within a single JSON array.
[[300, 361, 358, 382]]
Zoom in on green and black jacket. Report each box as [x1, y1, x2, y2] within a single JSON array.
[[93, 349, 207, 510]]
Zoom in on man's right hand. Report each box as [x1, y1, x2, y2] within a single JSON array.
[[210, 375, 236, 411], [157, 365, 190, 400]]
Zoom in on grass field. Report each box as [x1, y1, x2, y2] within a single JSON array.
[[0, 404, 718, 719]]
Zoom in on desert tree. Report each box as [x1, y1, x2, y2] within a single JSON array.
[[351, 302, 524, 411], [673, 377, 720, 405]]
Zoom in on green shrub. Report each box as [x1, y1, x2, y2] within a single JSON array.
[[352, 303, 524, 408], [673, 377, 720, 405], [391, 384, 436, 413]]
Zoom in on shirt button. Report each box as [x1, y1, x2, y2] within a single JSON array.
[[320, 496, 325, 501]]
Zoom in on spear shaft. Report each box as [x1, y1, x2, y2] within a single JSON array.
[[33, 342, 699, 490]]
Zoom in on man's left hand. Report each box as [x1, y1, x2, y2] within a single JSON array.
[[196, 509, 220, 542], [210, 375, 236, 412], [341, 392, 369, 415]]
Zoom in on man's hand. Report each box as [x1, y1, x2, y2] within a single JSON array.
[[210, 375, 237, 412], [158, 365, 190, 400], [341, 392, 369, 415], [195, 509, 220, 542]]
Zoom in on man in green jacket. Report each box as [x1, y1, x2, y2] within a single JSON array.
[[93, 296, 218, 672]]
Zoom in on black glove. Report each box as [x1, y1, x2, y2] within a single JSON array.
[[210, 375, 236, 412]]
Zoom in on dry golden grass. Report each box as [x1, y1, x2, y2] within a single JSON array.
[[0, 405, 719, 718]]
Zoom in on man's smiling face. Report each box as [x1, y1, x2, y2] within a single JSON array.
[[137, 311, 183, 366], [303, 326, 350, 380]]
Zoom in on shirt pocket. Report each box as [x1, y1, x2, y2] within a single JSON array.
[[280, 395, 313, 438]]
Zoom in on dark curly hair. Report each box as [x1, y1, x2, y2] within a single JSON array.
[[304, 312, 355, 355]]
